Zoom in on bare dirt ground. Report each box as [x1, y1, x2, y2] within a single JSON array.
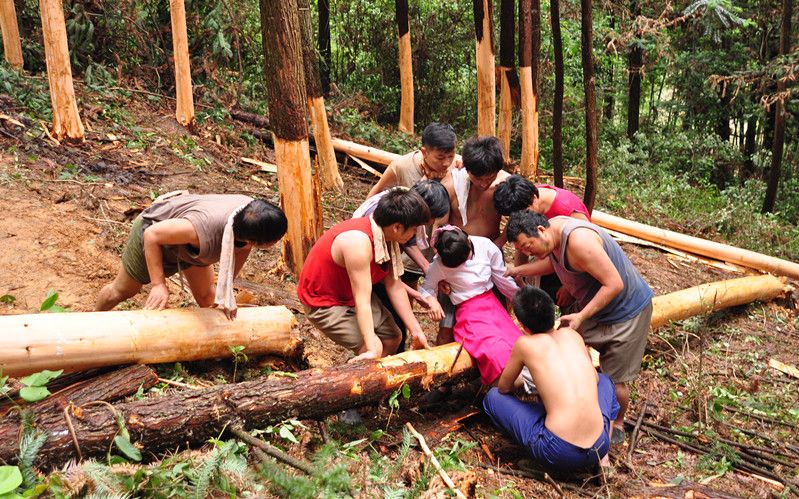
[[1, 90, 798, 498]]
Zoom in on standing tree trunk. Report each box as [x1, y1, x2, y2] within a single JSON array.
[[550, 0, 564, 187], [474, 0, 496, 136], [498, 0, 515, 162], [259, 0, 322, 274], [39, 0, 84, 141], [298, 0, 343, 191], [602, 17, 615, 121], [169, 0, 195, 127], [318, 0, 331, 95], [518, 0, 538, 178], [580, 0, 598, 211], [626, 2, 642, 140], [740, 114, 757, 182], [763, 0, 792, 213], [395, 0, 414, 134], [0, 0, 23, 68]]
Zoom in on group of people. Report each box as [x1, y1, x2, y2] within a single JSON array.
[[98, 122, 653, 474]]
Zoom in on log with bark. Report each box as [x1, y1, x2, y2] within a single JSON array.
[[0, 306, 299, 376]]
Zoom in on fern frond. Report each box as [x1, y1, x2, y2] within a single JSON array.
[[18, 425, 47, 487], [81, 460, 125, 497], [385, 428, 412, 480], [193, 440, 236, 499]]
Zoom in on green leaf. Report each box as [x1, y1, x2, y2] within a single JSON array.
[[20, 369, 63, 387], [278, 426, 299, 444], [114, 435, 142, 462], [0, 466, 22, 494], [401, 384, 411, 399], [19, 387, 50, 402], [39, 290, 58, 311], [0, 295, 15, 305]]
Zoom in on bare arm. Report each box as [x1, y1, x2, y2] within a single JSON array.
[[366, 165, 399, 198], [498, 339, 529, 394], [142, 218, 200, 310], [404, 244, 429, 274], [233, 245, 253, 278], [384, 272, 430, 349], [488, 244, 519, 300], [505, 258, 554, 279]]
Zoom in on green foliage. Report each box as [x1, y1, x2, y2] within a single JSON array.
[[39, 290, 67, 313], [193, 440, 238, 499], [228, 345, 248, 382], [18, 425, 47, 488], [0, 466, 23, 495], [19, 369, 63, 403], [0, 295, 16, 305]]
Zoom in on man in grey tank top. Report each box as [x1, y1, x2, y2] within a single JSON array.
[[506, 210, 654, 445]]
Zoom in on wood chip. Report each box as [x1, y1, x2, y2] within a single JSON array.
[[769, 358, 799, 380], [347, 154, 383, 178], [0, 113, 25, 128], [241, 156, 277, 173]]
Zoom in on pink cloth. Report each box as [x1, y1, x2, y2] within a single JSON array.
[[537, 185, 592, 221], [453, 289, 523, 385]]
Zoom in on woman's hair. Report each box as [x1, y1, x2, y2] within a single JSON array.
[[233, 199, 288, 244], [433, 227, 473, 268]]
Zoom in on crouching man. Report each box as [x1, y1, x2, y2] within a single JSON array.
[[483, 286, 619, 471]]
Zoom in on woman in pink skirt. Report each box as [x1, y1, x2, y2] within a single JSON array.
[[421, 226, 521, 385]]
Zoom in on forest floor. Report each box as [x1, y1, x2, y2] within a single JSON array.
[[1, 87, 798, 498]]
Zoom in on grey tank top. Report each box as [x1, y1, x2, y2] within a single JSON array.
[[550, 219, 653, 324]]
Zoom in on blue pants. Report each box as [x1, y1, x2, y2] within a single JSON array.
[[483, 374, 620, 472]]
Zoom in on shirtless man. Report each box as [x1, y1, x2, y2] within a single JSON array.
[[483, 286, 619, 471]]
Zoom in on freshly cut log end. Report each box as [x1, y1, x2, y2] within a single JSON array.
[[169, 0, 195, 126], [308, 96, 344, 191], [0, 306, 299, 376]]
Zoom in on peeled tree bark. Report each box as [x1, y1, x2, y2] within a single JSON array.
[[473, 0, 496, 136], [39, 0, 84, 141], [0, 0, 23, 68], [518, 0, 540, 178], [168, 0, 195, 127], [396, 0, 414, 134], [0, 307, 299, 377]]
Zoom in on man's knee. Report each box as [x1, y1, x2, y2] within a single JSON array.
[[482, 387, 502, 415], [192, 287, 215, 307]]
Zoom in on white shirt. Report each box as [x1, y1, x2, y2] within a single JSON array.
[[420, 236, 519, 305]]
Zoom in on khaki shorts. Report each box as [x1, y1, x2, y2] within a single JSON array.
[[304, 292, 402, 352], [579, 302, 653, 383], [121, 216, 195, 284]]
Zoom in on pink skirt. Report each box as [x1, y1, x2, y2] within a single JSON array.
[[453, 289, 523, 384]]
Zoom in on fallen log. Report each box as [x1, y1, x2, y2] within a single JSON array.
[[0, 306, 299, 376], [650, 274, 790, 329], [592, 210, 799, 279], [0, 343, 477, 468]]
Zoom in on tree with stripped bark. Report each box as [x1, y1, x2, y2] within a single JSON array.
[[580, 0, 598, 212], [549, 0, 565, 188], [395, 0, 414, 134], [473, 0, 496, 136], [498, 0, 516, 162]]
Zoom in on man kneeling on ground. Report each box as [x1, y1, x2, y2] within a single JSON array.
[[483, 286, 619, 472]]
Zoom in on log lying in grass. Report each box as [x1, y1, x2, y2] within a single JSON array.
[[0, 343, 477, 468], [0, 306, 299, 376], [592, 210, 799, 279]]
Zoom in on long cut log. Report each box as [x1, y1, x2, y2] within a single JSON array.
[[39, 0, 84, 141], [0, 306, 299, 376], [474, 0, 496, 136], [169, 0, 195, 126], [0, 344, 477, 468], [0, 0, 23, 68], [592, 210, 799, 279]]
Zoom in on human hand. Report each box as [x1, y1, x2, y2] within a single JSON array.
[[559, 312, 584, 331], [555, 287, 575, 308], [412, 293, 431, 309], [144, 283, 169, 310], [410, 330, 431, 350], [504, 265, 519, 278], [348, 350, 381, 363], [452, 155, 464, 169], [427, 300, 444, 321], [437, 280, 452, 295], [217, 306, 238, 321]]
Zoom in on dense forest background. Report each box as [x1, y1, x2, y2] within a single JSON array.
[[2, 0, 797, 259]]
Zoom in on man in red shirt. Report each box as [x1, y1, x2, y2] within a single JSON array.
[[298, 189, 432, 362]]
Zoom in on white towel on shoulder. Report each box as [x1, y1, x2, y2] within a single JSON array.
[[369, 215, 404, 280], [214, 201, 251, 318], [450, 168, 470, 225]]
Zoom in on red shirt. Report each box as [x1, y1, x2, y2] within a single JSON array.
[[297, 217, 389, 307], [537, 184, 592, 221]]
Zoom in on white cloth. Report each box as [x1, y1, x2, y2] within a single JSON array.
[[213, 201, 251, 317], [369, 216, 404, 280], [450, 168, 470, 225], [352, 191, 384, 218], [420, 236, 519, 305]]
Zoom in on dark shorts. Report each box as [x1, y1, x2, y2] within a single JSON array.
[[483, 374, 620, 472], [121, 216, 195, 284]]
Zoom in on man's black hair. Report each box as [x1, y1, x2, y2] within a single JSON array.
[[421, 122, 456, 151], [493, 175, 539, 216], [373, 189, 431, 228], [412, 180, 450, 219], [462, 136, 504, 177], [506, 209, 550, 242], [434, 228, 473, 268], [513, 285, 556, 333], [233, 199, 288, 244]]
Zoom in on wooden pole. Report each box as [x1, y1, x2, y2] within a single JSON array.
[[498, 0, 515, 161], [259, 0, 322, 275], [0, 307, 299, 376], [473, 0, 496, 136], [169, 0, 195, 127], [518, 0, 537, 177], [592, 210, 799, 279], [39, 0, 83, 141], [396, 0, 414, 134], [0, 0, 23, 68], [298, 0, 343, 191]]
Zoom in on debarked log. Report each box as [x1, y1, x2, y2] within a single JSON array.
[[0, 306, 299, 376], [0, 344, 477, 468]]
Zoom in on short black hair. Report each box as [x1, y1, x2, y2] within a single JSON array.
[[506, 209, 550, 242], [462, 136, 504, 177], [233, 199, 288, 244], [373, 189, 431, 228], [422, 122, 456, 151], [513, 285, 556, 333], [493, 175, 539, 216], [412, 180, 450, 219], [434, 228, 473, 268]]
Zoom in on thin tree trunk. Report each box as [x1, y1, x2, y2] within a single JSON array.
[[474, 0, 496, 136], [602, 16, 615, 121], [169, 0, 195, 127], [39, 0, 84, 141], [396, 0, 414, 134], [529, 0, 540, 176], [626, 2, 642, 141], [550, 0, 564, 187], [298, 0, 343, 191], [318, 0, 331, 95], [518, 0, 538, 178], [580, 0, 598, 211], [259, 0, 322, 274], [498, 0, 515, 162], [0, 0, 23, 68]]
